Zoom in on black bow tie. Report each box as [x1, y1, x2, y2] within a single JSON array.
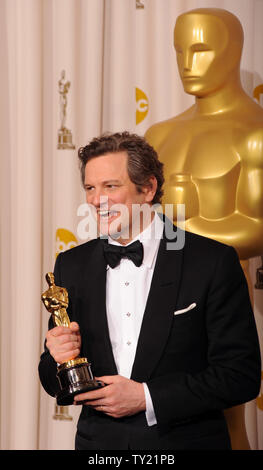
[[103, 239, 144, 269]]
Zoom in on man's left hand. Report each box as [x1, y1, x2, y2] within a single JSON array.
[[73, 375, 146, 418]]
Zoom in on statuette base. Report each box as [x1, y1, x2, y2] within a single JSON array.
[[56, 359, 104, 406], [57, 128, 75, 149]]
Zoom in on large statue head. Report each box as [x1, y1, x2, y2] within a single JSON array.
[[174, 8, 244, 97]]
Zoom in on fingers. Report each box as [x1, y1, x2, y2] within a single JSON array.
[[48, 322, 80, 337], [70, 322, 80, 333], [53, 332, 79, 345], [74, 387, 108, 404], [46, 323, 81, 363], [52, 346, 80, 364], [73, 376, 123, 404], [95, 375, 123, 385], [49, 326, 70, 337], [74, 387, 107, 401], [73, 375, 146, 419]]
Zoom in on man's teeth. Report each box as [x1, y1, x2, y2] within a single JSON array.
[[98, 210, 118, 217]]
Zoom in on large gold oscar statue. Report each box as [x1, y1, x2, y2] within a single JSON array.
[[145, 8, 263, 450]]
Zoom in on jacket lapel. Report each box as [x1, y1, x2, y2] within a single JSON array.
[[79, 239, 118, 376], [131, 227, 184, 382]]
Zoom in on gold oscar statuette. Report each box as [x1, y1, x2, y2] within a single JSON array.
[[41, 272, 104, 406], [136, 0, 144, 9], [57, 70, 75, 150]]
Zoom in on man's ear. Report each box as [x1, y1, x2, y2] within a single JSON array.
[[142, 176, 158, 203]]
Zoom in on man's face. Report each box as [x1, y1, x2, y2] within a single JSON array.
[[174, 14, 229, 97], [84, 151, 155, 243]]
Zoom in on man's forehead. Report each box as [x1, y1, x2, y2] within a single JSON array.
[[84, 151, 129, 180]]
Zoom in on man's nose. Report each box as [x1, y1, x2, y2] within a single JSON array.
[[88, 191, 108, 209], [86, 188, 100, 206]]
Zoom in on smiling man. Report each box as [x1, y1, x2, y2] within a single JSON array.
[[83, 149, 158, 243], [39, 132, 261, 450]]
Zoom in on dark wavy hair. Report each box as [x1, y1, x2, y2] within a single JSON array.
[[78, 131, 164, 204]]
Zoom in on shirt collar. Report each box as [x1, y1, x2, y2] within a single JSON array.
[[108, 211, 164, 269]]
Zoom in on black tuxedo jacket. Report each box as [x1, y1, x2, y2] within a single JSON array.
[[39, 223, 261, 450]]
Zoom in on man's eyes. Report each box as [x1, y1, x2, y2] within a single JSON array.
[[85, 184, 119, 190]]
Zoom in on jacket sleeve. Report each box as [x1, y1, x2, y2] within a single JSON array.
[[147, 246, 261, 427], [38, 253, 63, 398]]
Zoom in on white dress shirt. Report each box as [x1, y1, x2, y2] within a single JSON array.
[[105, 212, 164, 426]]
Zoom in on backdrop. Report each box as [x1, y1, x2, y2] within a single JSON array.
[[0, 0, 262, 450]]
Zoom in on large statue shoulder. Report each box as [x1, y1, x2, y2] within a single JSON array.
[[145, 106, 194, 150], [241, 126, 263, 167]]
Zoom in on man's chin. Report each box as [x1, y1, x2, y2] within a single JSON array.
[[99, 222, 131, 242], [99, 220, 121, 240]]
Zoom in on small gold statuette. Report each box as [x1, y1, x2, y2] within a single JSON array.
[[42, 272, 104, 405], [53, 405, 73, 421], [57, 70, 75, 150], [136, 0, 144, 8]]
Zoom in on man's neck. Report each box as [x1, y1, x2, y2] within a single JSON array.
[[110, 211, 156, 246]]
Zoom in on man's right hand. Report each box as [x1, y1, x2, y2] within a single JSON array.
[[45, 321, 81, 363]]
